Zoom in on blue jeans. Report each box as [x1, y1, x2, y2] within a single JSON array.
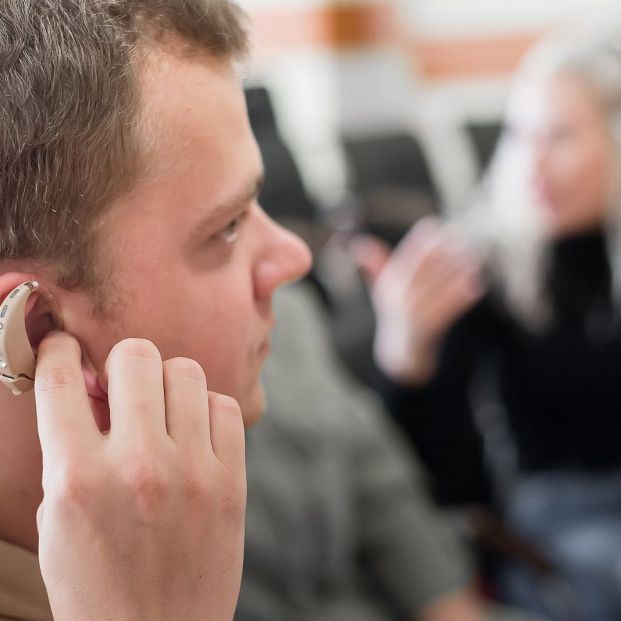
[[499, 470, 621, 621]]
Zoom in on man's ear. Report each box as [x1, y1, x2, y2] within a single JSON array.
[[0, 272, 109, 424], [0, 272, 61, 354]]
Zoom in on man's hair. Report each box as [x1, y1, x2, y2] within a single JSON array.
[[0, 0, 248, 299]]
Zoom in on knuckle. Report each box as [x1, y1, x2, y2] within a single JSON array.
[[180, 469, 211, 504], [122, 458, 168, 511], [180, 468, 246, 522], [181, 473, 204, 501], [217, 476, 247, 522], [111, 338, 161, 363], [48, 468, 90, 508], [127, 396, 156, 418], [209, 393, 241, 417], [36, 366, 82, 393]]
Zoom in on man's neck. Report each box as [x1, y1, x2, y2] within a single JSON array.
[[0, 390, 42, 553]]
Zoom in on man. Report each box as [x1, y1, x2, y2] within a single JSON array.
[[0, 1, 310, 619]]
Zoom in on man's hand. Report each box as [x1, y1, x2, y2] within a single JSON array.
[[352, 218, 485, 385], [35, 333, 246, 621]]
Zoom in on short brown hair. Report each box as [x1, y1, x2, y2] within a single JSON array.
[[0, 0, 248, 298]]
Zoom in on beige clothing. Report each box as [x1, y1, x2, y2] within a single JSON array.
[[0, 539, 51, 621]]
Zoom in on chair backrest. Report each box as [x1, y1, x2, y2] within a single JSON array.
[[342, 132, 439, 246], [245, 87, 317, 222], [464, 121, 503, 176], [343, 132, 438, 198]]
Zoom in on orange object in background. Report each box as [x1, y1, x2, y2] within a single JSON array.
[[248, 1, 539, 80]]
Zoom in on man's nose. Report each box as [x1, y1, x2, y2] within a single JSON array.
[[253, 214, 313, 300]]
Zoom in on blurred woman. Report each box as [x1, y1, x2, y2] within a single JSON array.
[[360, 21, 621, 621]]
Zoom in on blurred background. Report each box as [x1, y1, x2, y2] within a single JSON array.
[[237, 0, 617, 216], [233, 0, 621, 384], [233, 4, 621, 620]]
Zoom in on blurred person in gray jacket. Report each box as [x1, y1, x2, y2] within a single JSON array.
[[236, 281, 543, 621]]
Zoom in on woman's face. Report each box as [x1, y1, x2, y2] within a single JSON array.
[[505, 72, 615, 238]]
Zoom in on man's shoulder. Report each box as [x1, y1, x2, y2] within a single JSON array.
[[0, 539, 52, 621]]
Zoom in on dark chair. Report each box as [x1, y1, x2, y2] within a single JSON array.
[[342, 132, 439, 247], [245, 86, 317, 223], [464, 121, 503, 176]]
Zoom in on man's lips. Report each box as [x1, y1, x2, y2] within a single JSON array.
[[257, 339, 271, 358], [258, 318, 275, 357]]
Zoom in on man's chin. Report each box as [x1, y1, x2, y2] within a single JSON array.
[[239, 382, 266, 429]]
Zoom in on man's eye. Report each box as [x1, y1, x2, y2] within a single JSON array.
[[215, 216, 242, 244]]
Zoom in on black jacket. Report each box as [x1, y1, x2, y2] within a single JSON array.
[[377, 230, 621, 506]]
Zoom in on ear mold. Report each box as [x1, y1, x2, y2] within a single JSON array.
[[0, 281, 38, 396]]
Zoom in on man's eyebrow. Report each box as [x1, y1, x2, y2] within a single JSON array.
[[190, 173, 265, 238]]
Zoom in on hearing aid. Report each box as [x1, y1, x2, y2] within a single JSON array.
[[0, 281, 39, 396]]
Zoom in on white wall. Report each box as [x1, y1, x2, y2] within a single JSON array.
[[398, 0, 620, 36], [239, 1, 621, 213]]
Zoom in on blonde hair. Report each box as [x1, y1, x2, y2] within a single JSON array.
[[461, 18, 621, 328]]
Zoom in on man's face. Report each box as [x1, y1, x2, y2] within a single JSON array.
[[62, 49, 312, 427]]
